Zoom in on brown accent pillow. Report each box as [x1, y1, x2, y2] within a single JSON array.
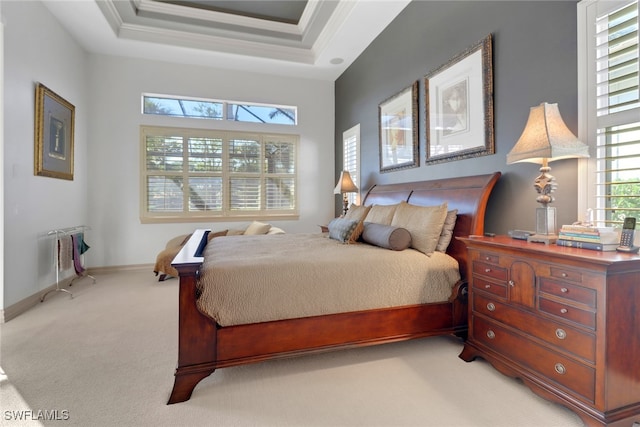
[[390, 201, 448, 255], [362, 222, 412, 251], [207, 229, 228, 241]]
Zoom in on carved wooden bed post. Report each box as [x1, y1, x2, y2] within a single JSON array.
[[168, 230, 218, 404]]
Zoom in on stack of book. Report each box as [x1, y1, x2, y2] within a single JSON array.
[[556, 225, 620, 251]]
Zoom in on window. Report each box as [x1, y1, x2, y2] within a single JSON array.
[[141, 126, 298, 222], [579, 0, 639, 228], [342, 124, 361, 205], [143, 94, 297, 125]]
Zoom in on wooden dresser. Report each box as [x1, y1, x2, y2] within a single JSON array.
[[458, 236, 640, 427]]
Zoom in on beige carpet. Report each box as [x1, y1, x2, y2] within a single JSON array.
[[1, 268, 585, 427]]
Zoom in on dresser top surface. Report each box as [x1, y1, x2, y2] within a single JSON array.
[[459, 235, 640, 267]]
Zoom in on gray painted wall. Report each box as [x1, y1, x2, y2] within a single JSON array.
[[335, 1, 580, 235]]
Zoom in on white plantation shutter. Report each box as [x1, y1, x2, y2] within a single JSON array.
[[580, 0, 640, 228], [141, 127, 298, 222], [342, 124, 361, 205], [265, 140, 296, 210]]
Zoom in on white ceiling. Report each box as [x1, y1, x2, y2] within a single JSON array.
[[42, 0, 411, 81]]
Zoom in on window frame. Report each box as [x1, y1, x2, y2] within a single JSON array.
[[140, 125, 299, 223], [578, 0, 640, 228], [142, 93, 298, 125], [342, 124, 361, 206]]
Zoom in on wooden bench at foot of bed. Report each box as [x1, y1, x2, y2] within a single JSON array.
[[167, 172, 501, 404]]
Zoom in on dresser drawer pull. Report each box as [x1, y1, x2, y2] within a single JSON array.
[[485, 256, 491, 261], [485, 268, 491, 273], [486, 330, 495, 339], [487, 302, 496, 312], [555, 328, 567, 340], [485, 284, 491, 289], [554, 363, 566, 375], [508, 280, 515, 287], [561, 273, 568, 278], [560, 287, 568, 293], [560, 308, 568, 314]]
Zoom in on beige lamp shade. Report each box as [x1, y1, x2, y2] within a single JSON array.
[[506, 102, 589, 165], [333, 170, 358, 194]]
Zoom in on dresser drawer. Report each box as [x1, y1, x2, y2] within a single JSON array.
[[539, 278, 596, 308], [472, 276, 507, 298], [550, 267, 583, 284], [473, 261, 507, 282], [478, 251, 500, 265], [538, 297, 596, 329], [473, 316, 596, 402], [473, 293, 596, 362]]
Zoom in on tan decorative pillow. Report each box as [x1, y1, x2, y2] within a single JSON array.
[[344, 204, 371, 222], [364, 204, 398, 226], [244, 221, 272, 235], [343, 204, 371, 242], [436, 209, 458, 252], [391, 201, 448, 255]]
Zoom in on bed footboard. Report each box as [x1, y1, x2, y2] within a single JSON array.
[[168, 229, 218, 404]]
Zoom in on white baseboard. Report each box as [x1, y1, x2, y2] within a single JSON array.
[[2, 277, 75, 323], [1, 264, 154, 323]]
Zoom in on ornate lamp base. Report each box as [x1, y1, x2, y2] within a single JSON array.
[[527, 206, 557, 245]]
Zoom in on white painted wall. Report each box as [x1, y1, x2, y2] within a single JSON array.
[[1, 3, 5, 315], [3, 2, 335, 310], [3, 1, 89, 308], [86, 55, 336, 267]]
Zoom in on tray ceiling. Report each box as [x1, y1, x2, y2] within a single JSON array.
[[42, 0, 411, 80]]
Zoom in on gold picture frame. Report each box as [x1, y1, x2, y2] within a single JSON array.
[[34, 83, 75, 180], [378, 81, 419, 173], [424, 34, 494, 165]]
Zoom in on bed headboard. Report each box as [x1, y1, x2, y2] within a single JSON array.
[[361, 172, 501, 279]]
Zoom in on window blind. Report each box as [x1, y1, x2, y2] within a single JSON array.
[[141, 126, 298, 222], [593, 0, 640, 226], [342, 125, 361, 206]]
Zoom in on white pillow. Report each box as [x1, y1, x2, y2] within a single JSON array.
[[267, 226, 286, 235]]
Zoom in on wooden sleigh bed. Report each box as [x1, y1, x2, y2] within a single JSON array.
[[167, 172, 501, 404]]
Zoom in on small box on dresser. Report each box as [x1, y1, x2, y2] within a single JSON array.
[[458, 235, 640, 427]]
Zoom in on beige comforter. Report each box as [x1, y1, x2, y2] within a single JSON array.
[[196, 233, 461, 326]]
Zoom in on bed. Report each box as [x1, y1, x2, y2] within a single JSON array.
[[167, 172, 501, 404]]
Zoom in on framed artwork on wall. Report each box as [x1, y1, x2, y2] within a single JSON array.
[[378, 81, 419, 173], [424, 34, 494, 165], [34, 83, 75, 180]]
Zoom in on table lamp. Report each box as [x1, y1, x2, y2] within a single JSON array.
[[506, 102, 589, 244], [334, 170, 359, 216]]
